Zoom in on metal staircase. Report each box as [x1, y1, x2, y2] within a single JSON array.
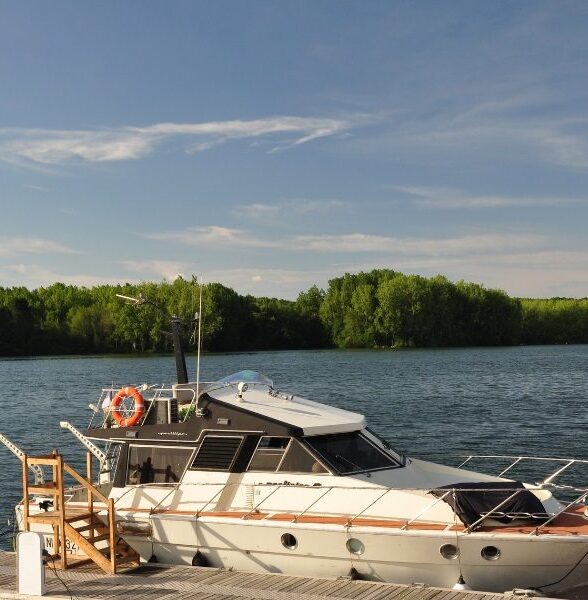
[[21, 450, 139, 574]]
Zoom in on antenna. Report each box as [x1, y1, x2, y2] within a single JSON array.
[[115, 293, 142, 305], [196, 277, 203, 397], [116, 292, 188, 384]]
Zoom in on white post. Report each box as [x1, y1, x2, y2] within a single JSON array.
[[17, 531, 46, 596]]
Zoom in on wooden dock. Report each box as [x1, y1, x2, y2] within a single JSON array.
[[0, 551, 549, 600]]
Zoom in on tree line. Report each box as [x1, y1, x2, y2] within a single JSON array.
[[0, 270, 586, 357]]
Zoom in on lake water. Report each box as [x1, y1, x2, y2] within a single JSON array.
[[0, 345, 587, 545]]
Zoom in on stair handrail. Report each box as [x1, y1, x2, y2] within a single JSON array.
[[60, 458, 117, 573], [62, 463, 110, 505], [63, 454, 116, 574], [22, 451, 124, 574], [60, 420, 114, 485]]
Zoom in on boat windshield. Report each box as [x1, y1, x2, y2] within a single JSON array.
[[306, 432, 402, 474], [213, 370, 274, 388]]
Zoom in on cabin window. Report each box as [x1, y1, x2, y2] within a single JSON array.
[[190, 435, 244, 471], [365, 427, 406, 465], [247, 437, 290, 472], [278, 440, 328, 474], [126, 445, 194, 485], [306, 432, 401, 474]]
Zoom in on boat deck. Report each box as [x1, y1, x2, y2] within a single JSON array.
[[116, 505, 588, 536], [0, 550, 551, 600]]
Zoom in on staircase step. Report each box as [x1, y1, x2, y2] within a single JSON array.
[[75, 522, 106, 533], [23, 452, 121, 575], [64, 522, 114, 573], [65, 511, 95, 523], [87, 533, 110, 544]]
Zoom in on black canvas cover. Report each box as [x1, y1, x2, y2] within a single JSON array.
[[430, 481, 549, 528]]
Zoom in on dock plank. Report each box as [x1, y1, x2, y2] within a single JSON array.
[[0, 551, 563, 600]]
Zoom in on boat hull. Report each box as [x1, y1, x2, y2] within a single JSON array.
[[120, 513, 588, 594]]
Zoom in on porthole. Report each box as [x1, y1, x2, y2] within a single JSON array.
[[281, 533, 297, 550], [346, 538, 365, 556], [439, 544, 459, 560], [481, 545, 501, 561]]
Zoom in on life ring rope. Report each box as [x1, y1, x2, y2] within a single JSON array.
[[111, 386, 145, 427]]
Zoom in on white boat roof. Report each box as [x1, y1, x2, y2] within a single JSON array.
[[206, 377, 366, 436]]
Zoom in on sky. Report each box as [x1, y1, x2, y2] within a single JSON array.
[[1, 1, 587, 299]]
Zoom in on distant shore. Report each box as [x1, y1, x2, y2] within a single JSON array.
[[1, 270, 587, 357]]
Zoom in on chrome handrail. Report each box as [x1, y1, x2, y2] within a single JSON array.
[[105, 480, 566, 534], [457, 454, 588, 489], [532, 490, 588, 536], [465, 488, 525, 533], [401, 490, 451, 530], [80, 452, 588, 534], [88, 383, 213, 429], [292, 487, 333, 523]]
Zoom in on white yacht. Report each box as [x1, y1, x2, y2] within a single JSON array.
[[15, 368, 588, 596]]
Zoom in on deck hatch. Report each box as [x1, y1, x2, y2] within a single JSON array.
[[191, 435, 244, 471]]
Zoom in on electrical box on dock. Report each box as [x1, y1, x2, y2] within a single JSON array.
[[17, 531, 46, 596]]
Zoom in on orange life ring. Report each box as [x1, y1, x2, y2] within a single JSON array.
[[111, 386, 145, 427]]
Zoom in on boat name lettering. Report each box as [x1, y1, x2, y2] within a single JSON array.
[[157, 432, 188, 436], [261, 481, 321, 487]]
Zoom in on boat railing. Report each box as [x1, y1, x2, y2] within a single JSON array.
[[88, 383, 214, 429], [456, 454, 588, 493], [108, 478, 582, 536], [532, 487, 588, 535]]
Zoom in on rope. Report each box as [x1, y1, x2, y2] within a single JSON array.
[[453, 489, 465, 582], [47, 554, 78, 600], [535, 547, 588, 592]]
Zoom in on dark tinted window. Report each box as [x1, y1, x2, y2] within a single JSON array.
[[248, 437, 290, 472], [127, 446, 193, 485], [278, 440, 328, 474], [306, 432, 400, 474], [191, 436, 243, 471], [366, 427, 406, 465]]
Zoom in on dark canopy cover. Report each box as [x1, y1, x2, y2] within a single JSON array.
[[431, 481, 549, 528]]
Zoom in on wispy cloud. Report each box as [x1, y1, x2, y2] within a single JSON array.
[[343, 90, 588, 170], [394, 186, 584, 209], [0, 116, 361, 167], [292, 232, 541, 255], [0, 236, 77, 258], [204, 249, 588, 298], [197, 267, 336, 298], [145, 224, 541, 256], [233, 198, 347, 220], [145, 225, 279, 248], [120, 260, 191, 281], [410, 115, 588, 169], [232, 203, 281, 219], [0, 263, 139, 288]]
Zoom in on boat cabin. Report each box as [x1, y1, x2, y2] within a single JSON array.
[[85, 371, 406, 486]]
